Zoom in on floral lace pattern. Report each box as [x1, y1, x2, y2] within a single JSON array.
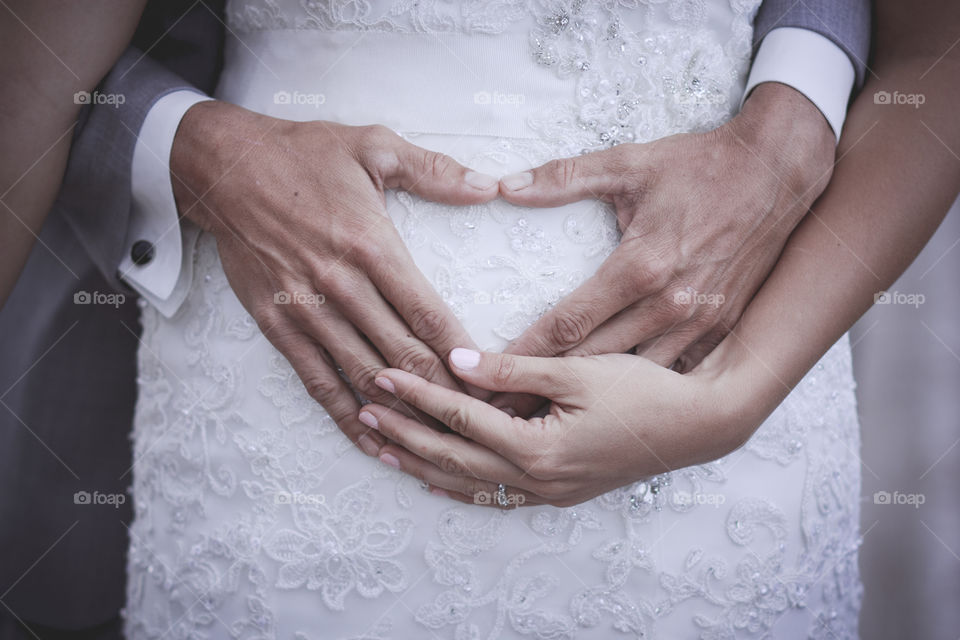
[[126, 0, 861, 638], [226, 0, 530, 33]]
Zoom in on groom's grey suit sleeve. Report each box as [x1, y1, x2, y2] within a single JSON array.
[[754, 0, 871, 89], [748, 0, 870, 139], [0, 0, 224, 631]]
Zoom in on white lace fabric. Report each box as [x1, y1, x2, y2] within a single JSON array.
[[125, 1, 862, 638]]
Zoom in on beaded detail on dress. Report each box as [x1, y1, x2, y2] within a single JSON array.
[[125, 1, 861, 638]]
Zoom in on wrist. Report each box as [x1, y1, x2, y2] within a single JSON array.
[[690, 325, 791, 451], [731, 82, 836, 203], [170, 100, 255, 233]]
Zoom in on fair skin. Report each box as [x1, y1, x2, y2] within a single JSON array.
[[0, 0, 146, 307], [170, 108, 501, 455], [168, 81, 832, 454], [359, 0, 960, 507], [491, 81, 835, 416]]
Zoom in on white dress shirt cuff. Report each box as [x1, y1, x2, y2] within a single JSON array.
[[120, 90, 211, 318], [743, 27, 855, 142]]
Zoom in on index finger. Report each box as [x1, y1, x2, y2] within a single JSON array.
[[372, 368, 519, 457], [365, 239, 490, 400], [506, 245, 656, 357]]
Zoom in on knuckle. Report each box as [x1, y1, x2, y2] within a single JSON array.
[[393, 343, 444, 381], [302, 374, 340, 404], [355, 125, 400, 174], [644, 256, 672, 291], [348, 362, 383, 398], [443, 405, 472, 438], [626, 252, 670, 294], [424, 151, 456, 180], [662, 288, 698, 323], [349, 225, 390, 265], [407, 301, 448, 343], [437, 450, 465, 476], [359, 123, 395, 148], [547, 312, 589, 349], [492, 355, 517, 388], [251, 306, 284, 338], [545, 157, 580, 190]]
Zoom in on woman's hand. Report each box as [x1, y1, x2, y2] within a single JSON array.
[[357, 348, 748, 507]]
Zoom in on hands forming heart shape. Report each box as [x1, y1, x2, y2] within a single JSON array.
[[170, 82, 834, 506]]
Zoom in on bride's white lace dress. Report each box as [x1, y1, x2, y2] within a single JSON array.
[[124, 1, 863, 638]]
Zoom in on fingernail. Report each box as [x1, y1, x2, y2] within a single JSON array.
[[501, 171, 533, 191], [379, 452, 400, 469], [357, 434, 379, 457], [358, 411, 379, 430], [450, 347, 481, 371], [501, 406, 518, 417], [430, 487, 450, 498], [464, 171, 497, 190], [375, 376, 396, 393]]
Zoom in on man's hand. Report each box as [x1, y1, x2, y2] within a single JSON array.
[[170, 100, 499, 455], [492, 82, 835, 415]]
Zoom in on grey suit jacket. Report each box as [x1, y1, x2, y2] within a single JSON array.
[[0, 0, 224, 628], [0, 0, 869, 630]]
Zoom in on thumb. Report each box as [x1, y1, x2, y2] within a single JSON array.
[[498, 145, 633, 207], [447, 347, 573, 398], [375, 130, 499, 205]]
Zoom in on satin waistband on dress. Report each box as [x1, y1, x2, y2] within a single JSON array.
[[216, 30, 573, 139]]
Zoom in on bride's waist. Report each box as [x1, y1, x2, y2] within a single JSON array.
[[215, 30, 569, 138]]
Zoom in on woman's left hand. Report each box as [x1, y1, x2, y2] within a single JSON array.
[[357, 347, 747, 507]]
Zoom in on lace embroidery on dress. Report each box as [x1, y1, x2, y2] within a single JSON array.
[[127, 1, 862, 638], [526, 0, 759, 155], [227, 0, 529, 33]]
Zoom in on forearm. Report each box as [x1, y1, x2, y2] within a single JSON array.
[[701, 2, 960, 431], [0, 1, 145, 305]]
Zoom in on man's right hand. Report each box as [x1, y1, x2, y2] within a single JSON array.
[[169, 100, 499, 457]]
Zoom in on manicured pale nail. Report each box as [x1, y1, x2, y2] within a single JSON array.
[[464, 171, 497, 190], [358, 411, 379, 430], [379, 452, 400, 469], [450, 347, 481, 370], [430, 487, 450, 498], [357, 434, 379, 457], [374, 376, 396, 393], [501, 171, 533, 191]]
